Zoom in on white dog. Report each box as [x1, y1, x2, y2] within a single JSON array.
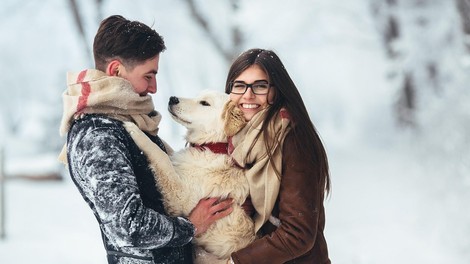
[[124, 90, 254, 263]]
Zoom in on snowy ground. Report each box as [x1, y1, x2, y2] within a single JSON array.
[[1, 143, 469, 264], [325, 144, 470, 264], [0, 178, 105, 264]]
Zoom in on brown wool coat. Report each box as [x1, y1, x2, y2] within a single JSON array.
[[231, 133, 331, 264]]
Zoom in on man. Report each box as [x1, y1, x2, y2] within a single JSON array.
[[58, 15, 232, 264]]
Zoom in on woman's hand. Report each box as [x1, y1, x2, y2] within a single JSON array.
[[188, 197, 233, 237]]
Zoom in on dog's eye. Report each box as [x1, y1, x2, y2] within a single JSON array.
[[200, 100, 210, 106]]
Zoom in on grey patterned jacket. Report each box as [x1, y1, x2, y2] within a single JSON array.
[[66, 114, 194, 264]]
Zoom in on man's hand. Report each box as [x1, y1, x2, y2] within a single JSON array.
[[188, 197, 233, 237]]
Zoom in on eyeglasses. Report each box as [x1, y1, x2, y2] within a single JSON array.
[[229, 81, 272, 95]]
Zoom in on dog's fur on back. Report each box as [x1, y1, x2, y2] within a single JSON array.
[[124, 90, 254, 263]]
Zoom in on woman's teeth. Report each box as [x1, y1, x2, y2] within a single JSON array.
[[242, 104, 259, 109]]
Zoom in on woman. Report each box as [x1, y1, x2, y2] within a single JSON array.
[[225, 48, 331, 264]]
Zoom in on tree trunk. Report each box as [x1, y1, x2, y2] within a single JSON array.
[[184, 0, 243, 63], [455, 0, 470, 51], [68, 0, 92, 64]]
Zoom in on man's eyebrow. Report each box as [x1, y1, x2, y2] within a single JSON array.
[[146, 70, 158, 74]]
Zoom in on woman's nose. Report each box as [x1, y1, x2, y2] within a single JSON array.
[[242, 87, 255, 98]]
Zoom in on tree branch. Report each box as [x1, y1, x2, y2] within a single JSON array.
[[184, 0, 241, 62]]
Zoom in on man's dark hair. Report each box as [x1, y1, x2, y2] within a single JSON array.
[[93, 15, 166, 71]]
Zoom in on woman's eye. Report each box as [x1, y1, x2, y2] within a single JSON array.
[[200, 100, 210, 106]]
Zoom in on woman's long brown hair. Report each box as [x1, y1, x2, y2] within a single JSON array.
[[225, 48, 331, 196]]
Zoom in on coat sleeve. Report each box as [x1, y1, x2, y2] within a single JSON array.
[[231, 133, 322, 263], [68, 124, 194, 250]]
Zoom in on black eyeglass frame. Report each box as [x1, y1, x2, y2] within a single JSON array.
[[229, 81, 273, 95]]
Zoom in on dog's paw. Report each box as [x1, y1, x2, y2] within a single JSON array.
[[123, 121, 171, 168], [123, 121, 140, 136], [123, 121, 152, 145], [222, 100, 247, 136]]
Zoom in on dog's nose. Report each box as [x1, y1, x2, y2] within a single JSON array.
[[169, 96, 179, 106]]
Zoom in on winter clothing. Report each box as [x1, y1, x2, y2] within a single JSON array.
[[60, 70, 195, 264], [58, 69, 161, 164], [229, 109, 330, 264], [229, 107, 291, 232]]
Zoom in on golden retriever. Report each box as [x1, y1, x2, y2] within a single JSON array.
[[124, 90, 254, 263]]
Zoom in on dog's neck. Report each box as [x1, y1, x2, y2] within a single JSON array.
[[190, 142, 228, 155]]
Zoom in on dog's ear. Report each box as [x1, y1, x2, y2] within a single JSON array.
[[222, 100, 247, 136]]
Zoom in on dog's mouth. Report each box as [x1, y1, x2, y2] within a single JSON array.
[[168, 107, 191, 125]]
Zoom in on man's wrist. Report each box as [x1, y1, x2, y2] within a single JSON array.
[[178, 217, 196, 240]]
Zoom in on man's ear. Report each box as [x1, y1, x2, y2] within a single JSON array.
[[106, 60, 122, 76], [222, 100, 247, 136]]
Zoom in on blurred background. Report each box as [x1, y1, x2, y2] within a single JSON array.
[[0, 0, 469, 263]]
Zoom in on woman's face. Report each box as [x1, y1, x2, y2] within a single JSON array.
[[229, 65, 275, 121]]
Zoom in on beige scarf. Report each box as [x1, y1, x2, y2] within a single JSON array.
[[58, 69, 161, 164], [229, 107, 291, 232]]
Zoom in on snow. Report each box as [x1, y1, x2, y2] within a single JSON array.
[[0, 180, 105, 264], [327, 145, 470, 264], [1, 0, 469, 263]]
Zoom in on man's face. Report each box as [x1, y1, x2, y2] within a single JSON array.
[[119, 55, 160, 96]]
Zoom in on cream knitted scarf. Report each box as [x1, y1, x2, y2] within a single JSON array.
[[229, 106, 291, 232], [58, 69, 161, 164]]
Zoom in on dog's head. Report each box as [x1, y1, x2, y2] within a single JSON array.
[[168, 90, 246, 144]]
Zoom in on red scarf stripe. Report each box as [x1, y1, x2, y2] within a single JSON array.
[[77, 69, 87, 82], [76, 70, 91, 113]]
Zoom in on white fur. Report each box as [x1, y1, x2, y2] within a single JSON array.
[[124, 90, 254, 263]]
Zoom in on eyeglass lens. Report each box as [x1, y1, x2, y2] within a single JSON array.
[[231, 81, 270, 95]]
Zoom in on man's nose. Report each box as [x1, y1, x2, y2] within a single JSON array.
[[148, 82, 157, 94]]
